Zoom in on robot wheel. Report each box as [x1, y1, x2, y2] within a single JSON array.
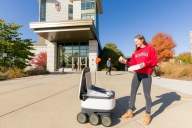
[[89, 113, 100, 125], [77, 112, 88, 124], [101, 115, 112, 127]]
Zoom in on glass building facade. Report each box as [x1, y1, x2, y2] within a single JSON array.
[[40, 0, 46, 22], [81, 0, 99, 37], [57, 42, 89, 69], [81, 0, 95, 10], [35, 0, 102, 71]]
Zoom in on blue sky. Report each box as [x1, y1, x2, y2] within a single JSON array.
[[0, 0, 192, 56]]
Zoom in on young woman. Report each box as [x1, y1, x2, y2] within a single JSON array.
[[60, 60, 66, 75], [119, 35, 158, 125]]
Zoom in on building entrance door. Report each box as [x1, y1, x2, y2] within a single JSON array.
[[72, 57, 87, 71], [80, 57, 87, 70]]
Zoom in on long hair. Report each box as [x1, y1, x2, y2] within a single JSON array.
[[134, 35, 148, 52]]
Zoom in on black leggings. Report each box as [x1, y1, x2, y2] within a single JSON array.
[[129, 73, 152, 114]]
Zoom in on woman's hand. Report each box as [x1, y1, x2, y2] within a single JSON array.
[[119, 57, 127, 64], [140, 62, 146, 68]]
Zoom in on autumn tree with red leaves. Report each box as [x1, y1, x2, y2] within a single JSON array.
[[31, 52, 47, 69], [150, 32, 176, 62]]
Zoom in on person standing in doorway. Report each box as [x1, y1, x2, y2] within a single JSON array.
[[60, 60, 66, 75], [106, 58, 112, 75], [74, 61, 78, 71], [119, 35, 158, 125]]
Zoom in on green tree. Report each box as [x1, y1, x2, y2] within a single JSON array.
[[175, 52, 192, 64], [0, 19, 35, 69], [99, 43, 124, 71]]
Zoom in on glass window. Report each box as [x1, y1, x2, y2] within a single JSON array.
[[80, 49, 87, 53], [87, 46, 89, 51], [65, 43, 72, 50], [80, 46, 87, 50], [81, 0, 95, 10], [73, 50, 79, 56], [40, 0, 46, 22], [73, 42, 79, 50], [80, 52, 87, 56], [91, 1, 95, 9], [73, 46, 79, 50], [81, 2, 85, 10], [81, 13, 95, 20], [65, 46, 72, 50], [86, 2, 90, 9], [58, 46, 65, 68], [65, 49, 72, 53], [68, 16, 73, 20], [81, 14, 86, 19], [65, 53, 72, 63], [58, 47, 65, 54], [65, 53, 72, 67], [68, 5, 73, 14]]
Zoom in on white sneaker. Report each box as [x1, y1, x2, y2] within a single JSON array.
[[157, 76, 161, 79]]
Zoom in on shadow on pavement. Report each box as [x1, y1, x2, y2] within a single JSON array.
[[111, 73, 127, 76], [110, 111, 121, 126], [116, 96, 130, 111], [151, 92, 181, 120], [50, 72, 81, 75], [133, 92, 181, 120]]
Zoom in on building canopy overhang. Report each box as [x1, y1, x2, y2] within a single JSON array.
[[30, 19, 101, 49]]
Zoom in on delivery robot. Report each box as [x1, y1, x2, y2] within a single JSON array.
[[77, 67, 116, 127]]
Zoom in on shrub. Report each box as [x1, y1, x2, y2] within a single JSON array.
[[0, 72, 6, 81], [30, 52, 47, 70], [24, 68, 49, 76], [160, 63, 170, 75], [175, 52, 192, 64], [6, 68, 24, 79], [0, 68, 49, 80], [159, 62, 192, 78], [153, 66, 164, 76]]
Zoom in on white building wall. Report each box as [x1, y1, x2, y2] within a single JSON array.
[[46, 41, 57, 71], [46, 0, 72, 21], [31, 46, 47, 56], [73, 0, 81, 19], [89, 40, 98, 71], [28, 45, 47, 69]]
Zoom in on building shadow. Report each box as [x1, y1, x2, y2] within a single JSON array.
[[134, 92, 181, 121], [50, 71, 81, 75]]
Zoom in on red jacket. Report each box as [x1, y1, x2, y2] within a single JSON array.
[[126, 45, 158, 74]]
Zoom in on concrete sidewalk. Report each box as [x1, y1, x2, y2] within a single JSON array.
[[0, 71, 192, 128], [152, 77, 192, 95]]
